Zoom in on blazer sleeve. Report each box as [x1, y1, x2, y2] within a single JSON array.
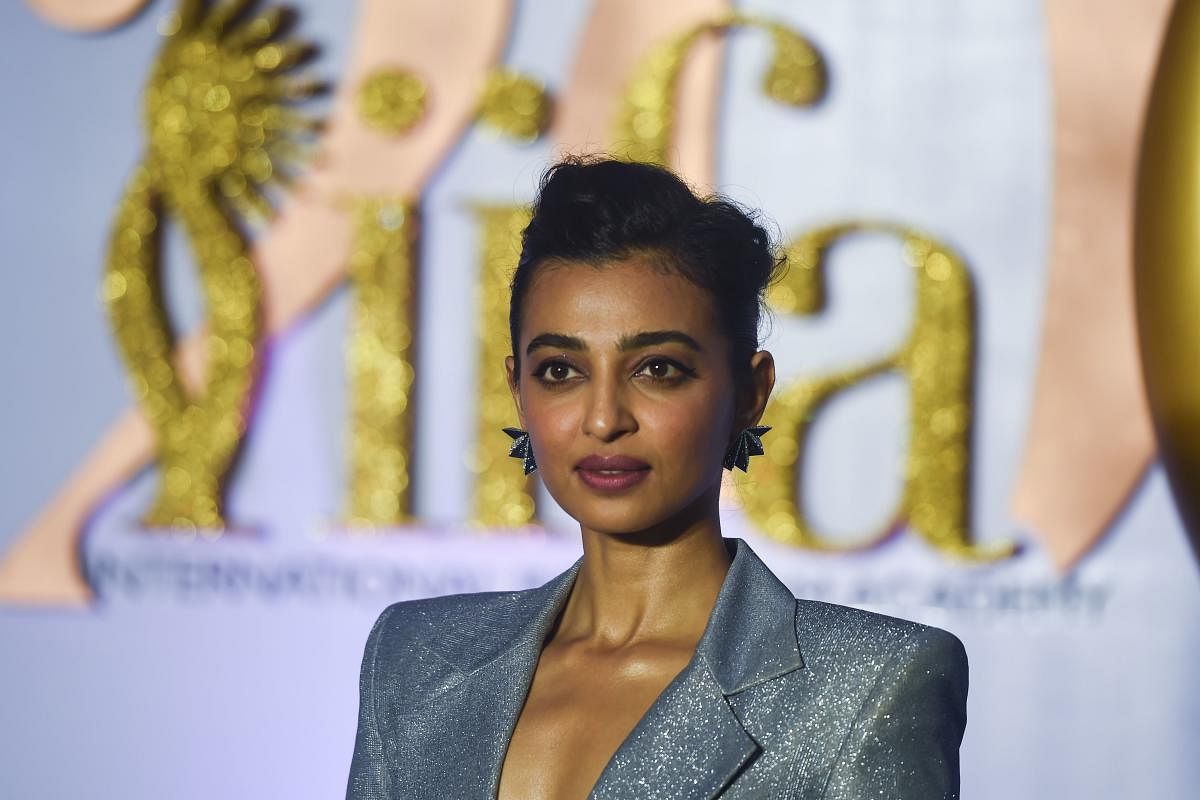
[[821, 626, 969, 800], [346, 605, 397, 800]]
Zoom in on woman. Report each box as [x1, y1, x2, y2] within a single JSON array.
[[346, 157, 968, 799]]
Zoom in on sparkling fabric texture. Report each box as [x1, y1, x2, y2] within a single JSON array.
[[346, 538, 967, 799]]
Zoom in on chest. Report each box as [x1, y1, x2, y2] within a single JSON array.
[[496, 643, 693, 800]]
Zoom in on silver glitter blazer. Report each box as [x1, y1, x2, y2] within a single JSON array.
[[346, 537, 968, 799]]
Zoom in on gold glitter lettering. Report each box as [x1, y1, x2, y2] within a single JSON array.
[[615, 12, 825, 166], [466, 206, 538, 528], [736, 223, 1017, 562], [344, 200, 418, 528], [357, 69, 428, 135], [104, 0, 320, 531], [476, 69, 551, 142]]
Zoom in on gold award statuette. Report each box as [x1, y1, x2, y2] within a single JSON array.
[[104, 0, 320, 530]]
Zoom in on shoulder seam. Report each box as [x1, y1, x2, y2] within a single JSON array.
[[814, 623, 924, 800]]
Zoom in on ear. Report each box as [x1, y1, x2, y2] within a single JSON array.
[[505, 355, 527, 429], [737, 350, 775, 430]]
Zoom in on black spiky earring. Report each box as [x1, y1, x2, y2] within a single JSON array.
[[502, 427, 538, 474], [723, 425, 771, 472]]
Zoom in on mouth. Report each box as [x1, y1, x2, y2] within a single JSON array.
[[574, 454, 651, 493]]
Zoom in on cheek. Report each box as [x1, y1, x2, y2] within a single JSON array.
[[521, 383, 734, 477], [522, 392, 579, 450], [641, 394, 731, 470]]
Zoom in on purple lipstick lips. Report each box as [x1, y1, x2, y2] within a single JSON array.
[[575, 454, 651, 492]]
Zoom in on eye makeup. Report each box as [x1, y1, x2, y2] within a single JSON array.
[[530, 355, 698, 388]]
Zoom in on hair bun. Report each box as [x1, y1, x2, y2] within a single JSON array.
[[511, 156, 786, 387]]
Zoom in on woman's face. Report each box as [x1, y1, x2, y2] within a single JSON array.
[[505, 254, 771, 537]]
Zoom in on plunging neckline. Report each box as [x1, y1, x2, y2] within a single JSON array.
[[368, 536, 795, 800], [491, 565, 709, 800]]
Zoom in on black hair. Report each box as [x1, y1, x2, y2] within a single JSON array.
[[509, 156, 786, 390]]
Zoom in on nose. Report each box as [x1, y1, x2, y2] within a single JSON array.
[[581, 372, 637, 442]]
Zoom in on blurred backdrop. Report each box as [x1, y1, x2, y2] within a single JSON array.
[[2, 0, 1198, 797]]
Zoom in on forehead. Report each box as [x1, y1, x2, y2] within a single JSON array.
[[521, 255, 720, 346]]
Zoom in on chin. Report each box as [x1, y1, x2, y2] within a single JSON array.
[[547, 469, 719, 538], [561, 492, 703, 541], [564, 502, 662, 536]]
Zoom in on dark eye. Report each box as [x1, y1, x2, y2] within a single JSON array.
[[533, 360, 581, 384], [635, 358, 689, 382]]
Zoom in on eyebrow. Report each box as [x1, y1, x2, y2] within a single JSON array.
[[525, 330, 704, 356]]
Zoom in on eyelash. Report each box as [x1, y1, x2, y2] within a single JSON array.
[[531, 357, 696, 387]]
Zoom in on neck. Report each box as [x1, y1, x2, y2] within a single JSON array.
[[556, 487, 733, 649]]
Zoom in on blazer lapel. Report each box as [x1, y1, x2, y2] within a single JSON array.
[[588, 538, 805, 800], [390, 537, 800, 800], [587, 654, 760, 799], [395, 559, 583, 798]]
